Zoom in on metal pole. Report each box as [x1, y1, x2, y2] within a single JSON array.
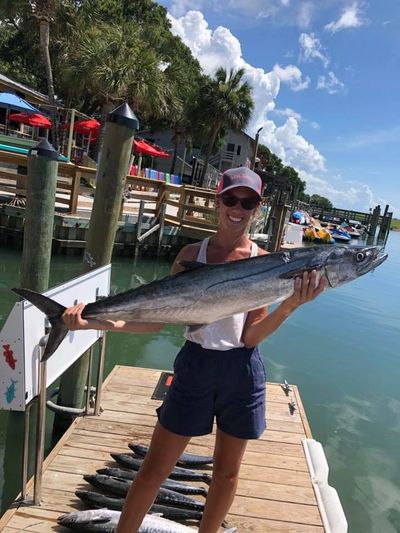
[[85, 345, 93, 414], [33, 339, 48, 505], [251, 127, 263, 171], [21, 402, 33, 501], [94, 334, 106, 416]]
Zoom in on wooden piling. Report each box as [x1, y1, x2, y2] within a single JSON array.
[[54, 103, 139, 434], [20, 140, 59, 292]]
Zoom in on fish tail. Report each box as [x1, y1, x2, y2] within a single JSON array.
[[12, 287, 68, 362], [203, 473, 212, 485]]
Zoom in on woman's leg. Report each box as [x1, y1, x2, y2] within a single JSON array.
[[199, 428, 248, 533], [115, 422, 191, 533]]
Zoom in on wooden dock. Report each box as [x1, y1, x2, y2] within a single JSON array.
[[0, 366, 325, 532]]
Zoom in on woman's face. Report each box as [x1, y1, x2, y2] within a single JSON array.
[[217, 186, 260, 230]]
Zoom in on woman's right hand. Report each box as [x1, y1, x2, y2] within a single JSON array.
[[62, 303, 90, 330]]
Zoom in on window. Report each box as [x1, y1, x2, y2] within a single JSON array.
[[226, 143, 235, 152], [236, 145, 241, 155]]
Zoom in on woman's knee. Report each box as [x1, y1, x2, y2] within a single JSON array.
[[136, 462, 171, 487], [211, 465, 240, 486]]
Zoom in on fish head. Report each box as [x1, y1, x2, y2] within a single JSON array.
[[57, 508, 119, 526], [324, 245, 387, 288]]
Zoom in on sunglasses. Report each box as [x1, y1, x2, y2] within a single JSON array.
[[220, 193, 260, 211]]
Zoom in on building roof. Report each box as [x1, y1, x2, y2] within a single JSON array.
[[0, 73, 49, 105]]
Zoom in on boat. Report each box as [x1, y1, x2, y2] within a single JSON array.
[[304, 225, 335, 244], [328, 227, 351, 242], [339, 222, 361, 238]]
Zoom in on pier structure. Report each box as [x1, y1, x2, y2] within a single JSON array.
[[0, 148, 392, 256], [0, 365, 346, 532]]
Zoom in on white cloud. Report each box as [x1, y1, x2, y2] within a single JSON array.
[[297, 1, 315, 29], [317, 71, 345, 94], [272, 64, 310, 92], [167, 9, 387, 214], [272, 107, 303, 121], [310, 121, 320, 130], [299, 33, 329, 68], [169, 0, 205, 17], [325, 3, 366, 33]]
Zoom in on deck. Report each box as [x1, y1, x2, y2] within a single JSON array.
[[0, 366, 324, 532]]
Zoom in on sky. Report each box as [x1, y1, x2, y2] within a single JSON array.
[[158, 0, 400, 217]]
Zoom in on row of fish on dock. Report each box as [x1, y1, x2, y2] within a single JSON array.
[[58, 443, 236, 532]]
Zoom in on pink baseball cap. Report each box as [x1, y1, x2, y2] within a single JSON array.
[[217, 167, 262, 199]]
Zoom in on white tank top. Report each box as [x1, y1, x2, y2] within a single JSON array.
[[184, 237, 258, 351]]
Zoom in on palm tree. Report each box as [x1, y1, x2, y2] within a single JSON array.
[[30, 0, 59, 146], [60, 21, 182, 157], [199, 68, 254, 186]]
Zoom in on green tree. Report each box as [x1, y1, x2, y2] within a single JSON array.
[[309, 194, 333, 210], [198, 68, 254, 186]]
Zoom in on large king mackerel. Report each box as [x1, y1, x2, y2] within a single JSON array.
[[13, 245, 387, 361]]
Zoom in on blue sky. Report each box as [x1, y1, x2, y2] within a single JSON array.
[[159, 0, 400, 217]]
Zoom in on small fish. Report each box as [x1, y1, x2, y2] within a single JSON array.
[[83, 474, 204, 511], [13, 245, 387, 361], [2, 344, 17, 370], [129, 443, 213, 468], [57, 509, 237, 532], [75, 490, 203, 520], [111, 453, 212, 484], [97, 467, 207, 496], [4, 379, 17, 404]]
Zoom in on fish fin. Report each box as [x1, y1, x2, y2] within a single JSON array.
[[12, 287, 68, 362], [178, 260, 205, 271], [279, 264, 322, 280]]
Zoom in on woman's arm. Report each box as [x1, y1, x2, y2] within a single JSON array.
[[62, 303, 165, 333], [241, 270, 325, 348], [61, 244, 200, 333]]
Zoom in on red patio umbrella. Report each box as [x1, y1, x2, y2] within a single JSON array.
[[73, 118, 100, 135], [9, 112, 52, 129], [133, 139, 170, 158]]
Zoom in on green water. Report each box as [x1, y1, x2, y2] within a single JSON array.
[[1, 234, 399, 532]]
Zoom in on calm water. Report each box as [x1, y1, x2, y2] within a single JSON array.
[[0, 234, 399, 532]]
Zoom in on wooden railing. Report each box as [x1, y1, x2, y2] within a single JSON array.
[[0, 149, 219, 232]]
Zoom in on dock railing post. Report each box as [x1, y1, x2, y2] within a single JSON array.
[[20, 402, 33, 502], [94, 333, 106, 416], [33, 336, 49, 505]]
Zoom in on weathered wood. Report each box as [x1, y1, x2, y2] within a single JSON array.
[[0, 366, 324, 532]]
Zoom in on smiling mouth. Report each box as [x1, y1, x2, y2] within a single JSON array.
[[228, 215, 243, 223]]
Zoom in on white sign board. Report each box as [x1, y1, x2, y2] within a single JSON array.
[[0, 265, 111, 411]]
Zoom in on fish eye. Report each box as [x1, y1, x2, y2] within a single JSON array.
[[356, 252, 365, 262]]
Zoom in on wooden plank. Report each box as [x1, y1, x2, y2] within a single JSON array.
[[0, 366, 325, 532]]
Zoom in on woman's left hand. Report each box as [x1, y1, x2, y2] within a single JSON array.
[[284, 270, 325, 311]]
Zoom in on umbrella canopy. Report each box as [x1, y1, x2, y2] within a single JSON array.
[[0, 92, 39, 113], [133, 139, 170, 158], [9, 112, 51, 129], [73, 118, 100, 135]]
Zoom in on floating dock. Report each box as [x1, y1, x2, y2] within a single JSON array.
[[0, 365, 338, 532]]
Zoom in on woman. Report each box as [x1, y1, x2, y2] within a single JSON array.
[[62, 167, 324, 533]]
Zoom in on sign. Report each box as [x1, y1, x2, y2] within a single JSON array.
[[0, 265, 111, 411]]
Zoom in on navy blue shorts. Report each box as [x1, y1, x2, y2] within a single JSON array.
[[156, 341, 266, 440]]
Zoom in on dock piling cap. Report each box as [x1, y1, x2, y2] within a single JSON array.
[[28, 139, 59, 161], [107, 102, 139, 131]]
